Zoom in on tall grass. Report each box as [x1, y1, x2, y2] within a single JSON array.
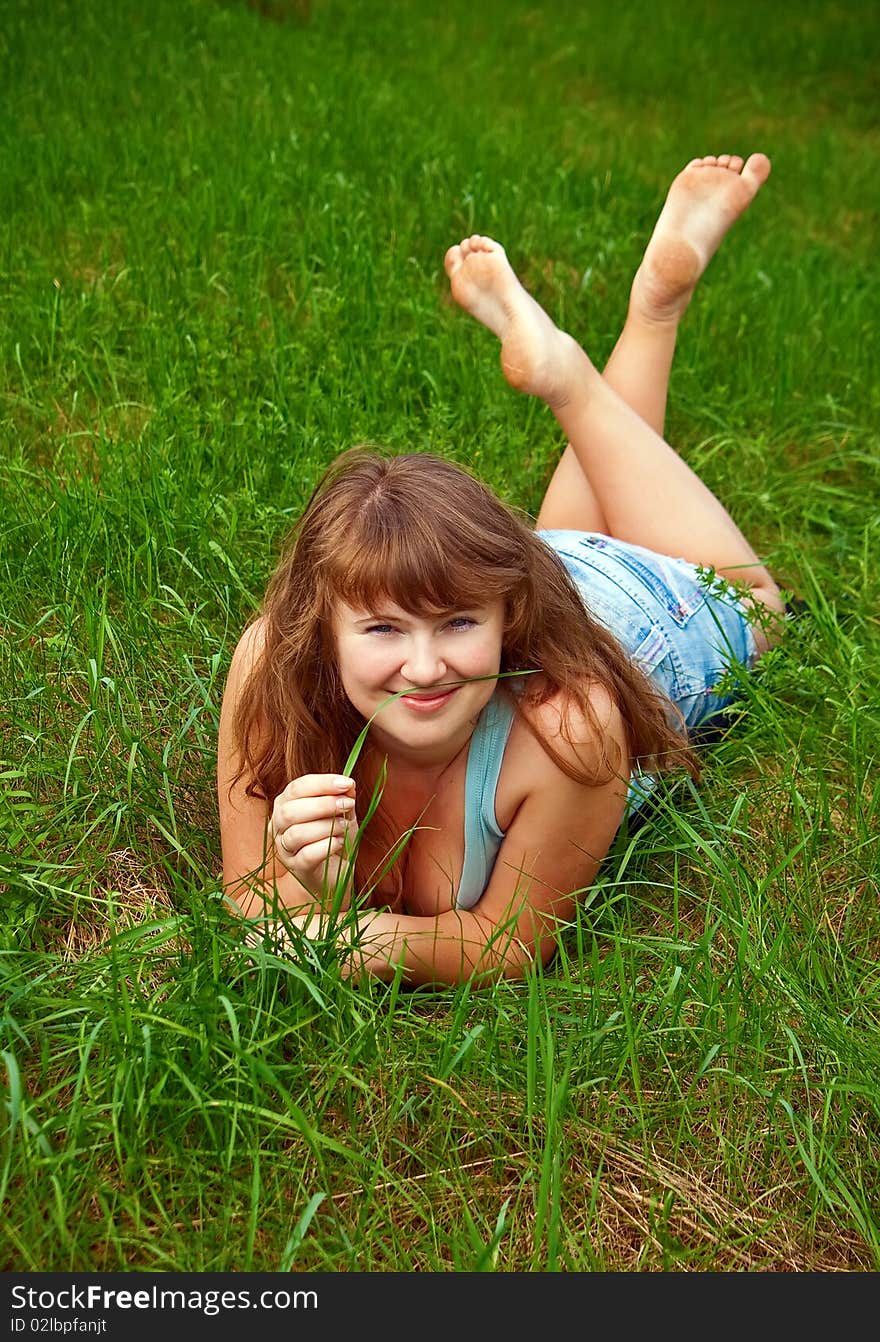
[[1, 0, 878, 1270]]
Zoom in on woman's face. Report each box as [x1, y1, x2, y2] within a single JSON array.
[[332, 596, 506, 762]]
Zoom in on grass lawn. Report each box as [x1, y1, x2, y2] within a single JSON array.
[[1, 0, 878, 1271]]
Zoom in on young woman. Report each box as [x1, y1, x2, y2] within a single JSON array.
[[217, 153, 784, 987]]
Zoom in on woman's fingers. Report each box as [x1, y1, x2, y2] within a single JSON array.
[[271, 778, 356, 828], [272, 814, 357, 857], [268, 775, 359, 888], [294, 835, 348, 868], [276, 826, 353, 887], [277, 774, 356, 802], [271, 790, 356, 834], [286, 792, 357, 821]]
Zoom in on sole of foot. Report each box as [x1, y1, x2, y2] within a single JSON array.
[[632, 152, 772, 322], [444, 234, 580, 405]]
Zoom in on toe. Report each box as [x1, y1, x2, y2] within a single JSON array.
[[729, 155, 744, 173], [702, 155, 718, 165], [717, 154, 731, 167], [742, 152, 772, 190], [444, 244, 462, 276]]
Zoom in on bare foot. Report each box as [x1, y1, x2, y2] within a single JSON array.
[[631, 152, 771, 322], [444, 234, 581, 406]]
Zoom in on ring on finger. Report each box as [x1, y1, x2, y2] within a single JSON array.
[[278, 829, 292, 854]]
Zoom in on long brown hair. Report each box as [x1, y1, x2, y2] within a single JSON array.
[[231, 448, 698, 871]]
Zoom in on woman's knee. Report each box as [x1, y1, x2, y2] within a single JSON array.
[[745, 583, 786, 657]]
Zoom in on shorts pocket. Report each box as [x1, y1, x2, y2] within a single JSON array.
[[629, 624, 668, 675], [579, 536, 707, 627], [628, 621, 689, 706]]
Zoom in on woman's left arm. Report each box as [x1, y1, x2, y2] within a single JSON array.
[[277, 688, 631, 986]]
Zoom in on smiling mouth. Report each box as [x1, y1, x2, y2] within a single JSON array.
[[398, 687, 459, 702]]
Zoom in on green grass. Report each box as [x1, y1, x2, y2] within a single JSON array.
[[2, 0, 879, 1271]]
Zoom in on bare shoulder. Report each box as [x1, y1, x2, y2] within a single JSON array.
[[497, 681, 627, 828], [522, 681, 625, 778], [229, 614, 269, 678], [528, 680, 618, 741], [218, 614, 270, 774]]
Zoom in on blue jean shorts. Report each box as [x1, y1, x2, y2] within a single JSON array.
[[537, 528, 759, 739]]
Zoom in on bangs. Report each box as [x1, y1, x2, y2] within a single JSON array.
[[299, 450, 533, 623], [321, 521, 522, 617]]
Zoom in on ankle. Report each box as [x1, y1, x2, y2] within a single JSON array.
[[627, 285, 685, 333], [542, 333, 596, 412], [628, 260, 694, 329]]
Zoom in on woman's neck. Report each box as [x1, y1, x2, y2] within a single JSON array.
[[362, 728, 473, 788]]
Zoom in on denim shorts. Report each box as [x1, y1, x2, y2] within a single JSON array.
[[536, 529, 759, 740]]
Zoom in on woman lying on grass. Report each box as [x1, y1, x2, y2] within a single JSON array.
[[218, 152, 784, 987]]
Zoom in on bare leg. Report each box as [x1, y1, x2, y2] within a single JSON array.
[[533, 444, 608, 534], [444, 181, 783, 651], [534, 154, 771, 533]]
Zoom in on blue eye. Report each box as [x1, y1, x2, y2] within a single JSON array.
[[364, 616, 475, 635]]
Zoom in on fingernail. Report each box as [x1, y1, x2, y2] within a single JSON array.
[[333, 776, 354, 790]]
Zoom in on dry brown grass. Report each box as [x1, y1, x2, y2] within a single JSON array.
[[46, 847, 178, 963]]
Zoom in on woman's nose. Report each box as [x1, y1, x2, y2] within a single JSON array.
[[401, 636, 447, 685]]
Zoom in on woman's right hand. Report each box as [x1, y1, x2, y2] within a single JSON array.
[[269, 775, 358, 897]]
